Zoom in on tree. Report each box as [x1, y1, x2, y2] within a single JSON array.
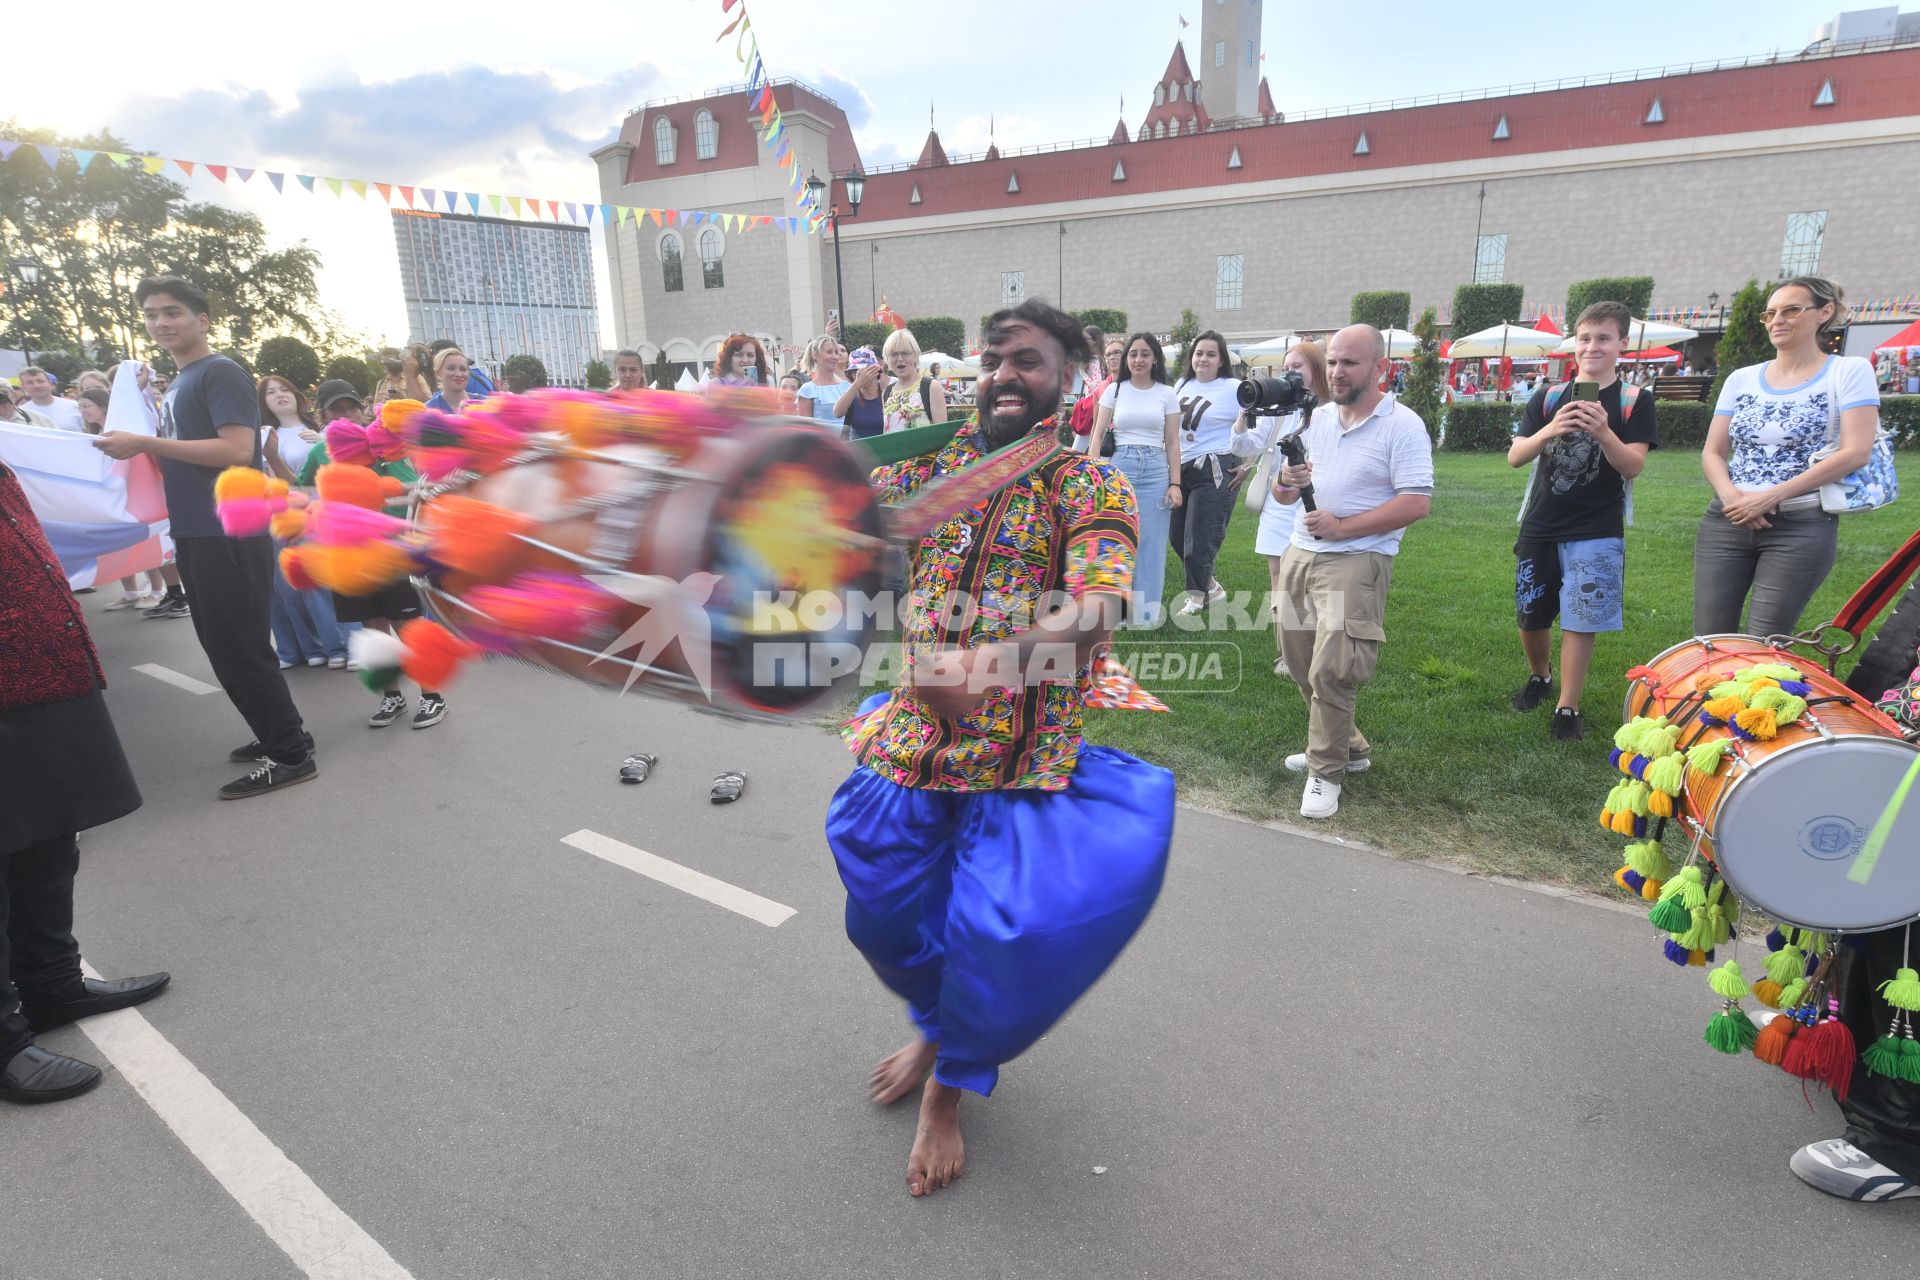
[[1167, 306, 1201, 379], [1071, 308, 1129, 337], [841, 321, 890, 353], [500, 354, 549, 393], [1565, 276, 1655, 324], [1350, 291, 1411, 331], [257, 336, 321, 389], [585, 359, 612, 390], [0, 124, 323, 367], [321, 354, 372, 397], [1708, 279, 1769, 408], [908, 316, 966, 359], [1401, 307, 1445, 432], [1450, 284, 1525, 338], [33, 349, 86, 386]]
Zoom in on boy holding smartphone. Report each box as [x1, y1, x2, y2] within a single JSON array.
[[1506, 300, 1658, 740]]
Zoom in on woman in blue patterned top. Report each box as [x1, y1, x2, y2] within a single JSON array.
[[1693, 276, 1880, 638]]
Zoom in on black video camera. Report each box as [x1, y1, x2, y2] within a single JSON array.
[[1237, 369, 1315, 415]]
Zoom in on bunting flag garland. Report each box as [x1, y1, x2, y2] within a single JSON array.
[[1, 134, 821, 237], [717, 0, 827, 225]]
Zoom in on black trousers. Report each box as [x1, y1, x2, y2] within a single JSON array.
[[1169, 454, 1241, 594], [0, 834, 82, 1063], [174, 535, 308, 765], [1839, 924, 1920, 1180]]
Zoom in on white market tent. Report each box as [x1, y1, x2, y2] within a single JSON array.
[[1447, 323, 1568, 360], [1552, 317, 1699, 353]]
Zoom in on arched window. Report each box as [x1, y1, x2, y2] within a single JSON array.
[[1154, 84, 1166, 106], [698, 228, 725, 289], [1187, 118, 1198, 135], [1154, 121, 1165, 139], [659, 230, 684, 292], [694, 109, 718, 159], [1184, 83, 1193, 102], [1137, 124, 1149, 141], [653, 117, 676, 165]]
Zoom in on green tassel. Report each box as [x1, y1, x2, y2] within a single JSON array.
[[1645, 754, 1686, 797], [1623, 840, 1672, 881], [1765, 947, 1806, 987], [1677, 869, 1707, 910], [1686, 739, 1732, 775], [357, 665, 402, 694], [1743, 663, 1804, 683], [1708, 680, 1744, 700], [1708, 960, 1749, 1000], [1657, 865, 1697, 902], [1624, 780, 1653, 818], [1648, 895, 1692, 935], [1642, 724, 1682, 757], [1878, 968, 1920, 1012], [1678, 909, 1713, 952], [1708, 905, 1733, 947], [1728, 1007, 1759, 1050], [1614, 717, 1648, 751], [1863, 1035, 1906, 1079], [1704, 1009, 1750, 1054], [1777, 978, 1809, 1010], [1899, 1038, 1920, 1085]]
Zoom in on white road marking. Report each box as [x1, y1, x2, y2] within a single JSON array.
[[77, 963, 414, 1280], [561, 828, 797, 928], [133, 663, 220, 696]]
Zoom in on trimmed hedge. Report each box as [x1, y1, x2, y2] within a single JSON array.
[[1440, 401, 1522, 451], [1451, 283, 1525, 340], [1881, 394, 1920, 446], [1566, 276, 1654, 323], [1072, 308, 1129, 336], [840, 321, 891, 353], [1351, 290, 1411, 331], [1654, 395, 1920, 452], [908, 316, 965, 359]]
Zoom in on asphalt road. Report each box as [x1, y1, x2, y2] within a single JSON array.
[[6, 596, 1915, 1279]]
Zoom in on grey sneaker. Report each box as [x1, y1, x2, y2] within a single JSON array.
[[1790, 1139, 1920, 1202], [369, 693, 407, 728], [1285, 750, 1371, 775]]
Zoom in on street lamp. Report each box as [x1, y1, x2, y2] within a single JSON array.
[[1707, 290, 1720, 328], [806, 169, 864, 340], [8, 257, 38, 365]]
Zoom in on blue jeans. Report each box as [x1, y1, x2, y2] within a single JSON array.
[[270, 555, 348, 663], [1112, 445, 1171, 626]]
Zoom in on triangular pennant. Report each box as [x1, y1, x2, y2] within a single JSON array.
[[349, 179, 367, 199], [205, 164, 228, 182], [106, 151, 132, 166], [666, 209, 679, 226], [508, 196, 523, 217], [400, 185, 415, 205], [719, 13, 744, 39], [36, 144, 62, 167], [488, 194, 502, 214], [175, 159, 195, 177], [296, 174, 316, 192], [564, 202, 578, 223], [0, 140, 23, 160], [436, 190, 452, 212], [600, 203, 614, 224], [268, 172, 286, 192], [617, 206, 632, 225], [420, 187, 437, 208], [464, 192, 479, 214], [144, 157, 169, 175], [324, 177, 344, 196], [233, 167, 254, 182], [72, 149, 98, 174], [375, 182, 392, 203], [547, 200, 561, 220]]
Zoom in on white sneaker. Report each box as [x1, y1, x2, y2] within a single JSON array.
[[1790, 1138, 1920, 1201], [102, 593, 147, 611], [1284, 751, 1372, 775], [1206, 581, 1227, 604], [305, 656, 326, 667], [1176, 594, 1207, 617], [1300, 775, 1342, 819]]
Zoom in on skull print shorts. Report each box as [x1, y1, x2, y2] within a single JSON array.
[[1513, 536, 1625, 634]]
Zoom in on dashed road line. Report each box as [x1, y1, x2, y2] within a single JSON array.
[[561, 828, 797, 927], [133, 663, 220, 696]]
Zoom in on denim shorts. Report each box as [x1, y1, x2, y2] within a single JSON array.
[[1514, 536, 1625, 633]]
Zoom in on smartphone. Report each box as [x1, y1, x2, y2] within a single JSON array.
[[1571, 381, 1601, 403]]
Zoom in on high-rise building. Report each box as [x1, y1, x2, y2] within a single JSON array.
[[390, 210, 601, 386]]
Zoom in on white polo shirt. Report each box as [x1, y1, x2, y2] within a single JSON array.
[[1287, 393, 1435, 556]]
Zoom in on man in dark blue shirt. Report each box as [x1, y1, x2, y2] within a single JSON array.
[[93, 277, 315, 799]]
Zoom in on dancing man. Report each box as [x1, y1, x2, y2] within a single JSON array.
[[829, 299, 1174, 1197]]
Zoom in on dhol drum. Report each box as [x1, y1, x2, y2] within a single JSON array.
[[1626, 634, 1920, 931], [412, 398, 886, 717]]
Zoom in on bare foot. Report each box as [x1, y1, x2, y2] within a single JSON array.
[[870, 1037, 937, 1105], [906, 1077, 965, 1197]]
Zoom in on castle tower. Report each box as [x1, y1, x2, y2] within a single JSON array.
[[1200, 0, 1264, 125]]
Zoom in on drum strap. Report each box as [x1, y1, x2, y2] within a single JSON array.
[[1829, 527, 1920, 639]]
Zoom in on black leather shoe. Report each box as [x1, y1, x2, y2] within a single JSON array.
[[23, 972, 171, 1034], [1, 1044, 103, 1103]]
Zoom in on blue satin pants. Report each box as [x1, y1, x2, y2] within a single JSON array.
[[825, 744, 1174, 1096]]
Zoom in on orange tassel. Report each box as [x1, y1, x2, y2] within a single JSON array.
[[378, 398, 426, 430], [1648, 790, 1674, 818], [214, 466, 270, 501], [422, 495, 535, 578], [1640, 877, 1664, 901], [1752, 1014, 1795, 1065], [316, 463, 406, 511], [397, 619, 479, 689], [1735, 706, 1779, 741], [1702, 695, 1745, 722], [306, 542, 414, 595], [270, 510, 308, 541], [280, 547, 317, 592]]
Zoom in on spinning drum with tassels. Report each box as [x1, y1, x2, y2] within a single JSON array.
[[1624, 635, 1920, 931]]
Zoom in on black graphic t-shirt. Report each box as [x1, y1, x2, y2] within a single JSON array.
[[1517, 380, 1658, 542]]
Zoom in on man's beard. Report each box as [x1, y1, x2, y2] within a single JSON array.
[[1330, 383, 1363, 406], [980, 385, 1060, 448]]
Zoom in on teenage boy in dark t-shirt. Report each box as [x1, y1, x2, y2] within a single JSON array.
[[1505, 300, 1659, 741], [92, 277, 316, 798]]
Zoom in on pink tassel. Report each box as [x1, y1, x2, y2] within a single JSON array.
[[363, 421, 408, 462], [323, 419, 373, 465], [466, 571, 616, 642], [218, 496, 276, 537], [305, 501, 411, 548]]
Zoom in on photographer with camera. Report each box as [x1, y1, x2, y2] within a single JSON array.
[[1272, 326, 1433, 819], [1231, 342, 1330, 676]]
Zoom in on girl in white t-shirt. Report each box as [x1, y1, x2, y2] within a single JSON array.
[[1169, 331, 1246, 616], [1089, 333, 1183, 626], [1695, 275, 1882, 638], [1230, 341, 1330, 674]]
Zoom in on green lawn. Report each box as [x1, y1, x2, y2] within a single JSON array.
[[1082, 451, 1920, 887]]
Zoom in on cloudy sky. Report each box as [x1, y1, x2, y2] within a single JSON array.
[[4, 0, 1853, 348]]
